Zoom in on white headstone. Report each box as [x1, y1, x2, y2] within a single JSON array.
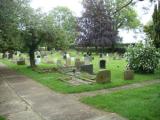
[[35, 56, 41, 65]]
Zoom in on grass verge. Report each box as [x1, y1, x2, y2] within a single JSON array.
[[81, 84, 160, 120]]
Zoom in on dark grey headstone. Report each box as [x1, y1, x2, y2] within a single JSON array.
[[99, 59, 106, 69], [80, 64, 93, 74]]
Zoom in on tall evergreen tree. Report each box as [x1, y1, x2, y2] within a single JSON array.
[[152, 0, 160, 48]]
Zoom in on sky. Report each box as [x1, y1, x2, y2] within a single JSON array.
[[30, 0, 155, 43]]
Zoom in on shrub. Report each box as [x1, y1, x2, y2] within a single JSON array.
[[125, 43, 160, 73]]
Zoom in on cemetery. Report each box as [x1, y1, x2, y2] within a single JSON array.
[[0, 0, 160, 120]]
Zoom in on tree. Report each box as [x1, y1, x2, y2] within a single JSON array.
[[152, 1, 160, 48], [76, 0, 118, 49], [0, 0, 24, 57], [144, 1, 160, 48], [20, 7, 52, 67], [110, 0, 140, 30], [47, 7, 77, 50]]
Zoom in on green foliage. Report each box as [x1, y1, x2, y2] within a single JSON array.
[[0, 0, 25, 52], [152, 1, 160, 48], [112, 0, 140, 29], [0, 116, 5, 120], [47, 7, 77, 50], [125, 43, 160, 73], [82, 84, 160, 120]]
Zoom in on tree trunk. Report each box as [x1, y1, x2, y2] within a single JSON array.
[[29, 49, 36, 68]]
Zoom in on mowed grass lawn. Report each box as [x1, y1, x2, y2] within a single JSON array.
[[0, 116, 5, 120], [0, 52, 160, 93], [81, 84, 160, 120]]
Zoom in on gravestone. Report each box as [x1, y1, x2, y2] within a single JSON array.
[[96, 70, 111, 84], [124, 70, 134, 80], [80, 64, 93, 74], [75, 59, 85, 70], [63, 53, 67, 59], [99, 53, 103, 58], [99, 59, 106, 69], [17, 57, 25, 65], [84, 55, 90, 65], [35, 56, 41, 65]]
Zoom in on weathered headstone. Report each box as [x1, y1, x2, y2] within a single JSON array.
[[99, 53, 103, 58], [124, 70, 134, 80], [17, 57, 25, 65], [84, 56, 90, 65], [80, 64, 93, 74], [35, 56, 41, 65], [75, 59, 84, 69], [99, 59, 106, 69], [96, 70, 111, 84]]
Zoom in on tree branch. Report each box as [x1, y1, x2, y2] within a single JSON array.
[[113, 0, 134, 14]]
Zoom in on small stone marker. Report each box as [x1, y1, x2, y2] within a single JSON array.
[[99, 59, 106, 69], [124, 70, 134, 80], [96, 70, 111, 84], [80, 64, 93, 74]]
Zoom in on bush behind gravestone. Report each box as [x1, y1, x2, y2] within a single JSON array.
[[125, 43, 160, 73]]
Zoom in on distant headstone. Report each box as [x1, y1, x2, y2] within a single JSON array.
[[17, 57, 25, 65], [99, 53, 103, 58], [96, 70, 111, 84], [99, 59, 106, 69], [75, 59, 84, 69], [63, 53, 67, 59], [35, 56, 41, 65], [84, 56, 90, 65], [80, 64, 93, 74], [124, 70, 134, 80]]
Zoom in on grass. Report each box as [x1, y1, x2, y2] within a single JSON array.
[[0, 51, 159, 93], [0, 116, 5, 120], [81, 84, 160, 120]]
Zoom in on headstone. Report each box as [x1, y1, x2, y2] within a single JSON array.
[[63, 53, 67, 59], [99, 59, 106, 69], [35, 56, 41, 65], [80, 64, 93, 74], [66, 53, 70, 59], [6, 52, 9, 59], [75, 59, 84, 69], [96, 70, 111, 84], [99, 53, 103, 58], [17, 57, 25, 65], [124, 70, 134, 80], [84, 55, 90, 65]]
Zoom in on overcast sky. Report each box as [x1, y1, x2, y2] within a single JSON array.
[[30, 0, 154, 43]]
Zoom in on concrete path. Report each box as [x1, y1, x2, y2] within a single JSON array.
[[0, 63, 126, 120], [72, 79, 160, 98]]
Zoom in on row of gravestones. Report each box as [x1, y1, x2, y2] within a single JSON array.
[[96, 69, 134, 84]]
